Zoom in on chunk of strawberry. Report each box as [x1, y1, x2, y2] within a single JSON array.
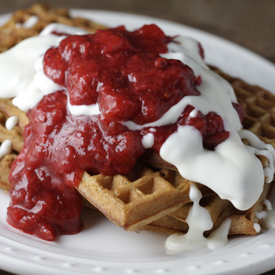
[[98, 86, 139, 120]]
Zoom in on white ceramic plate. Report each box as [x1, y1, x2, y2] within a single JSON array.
[[0, 10, 275, 275]]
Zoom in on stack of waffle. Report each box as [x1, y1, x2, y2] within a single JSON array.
[[0, 4, 274, 238]]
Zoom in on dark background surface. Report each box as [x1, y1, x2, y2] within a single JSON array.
[[0, 1, 274, 274]]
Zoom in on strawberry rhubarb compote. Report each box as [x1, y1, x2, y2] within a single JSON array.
[[0, 23, 273, 241]]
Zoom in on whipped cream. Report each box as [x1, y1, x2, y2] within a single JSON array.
[[166, 184, 231, 253], [0, 24, 88, 112]]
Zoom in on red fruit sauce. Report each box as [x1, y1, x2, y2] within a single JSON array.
[[7, 24, 241, 240]]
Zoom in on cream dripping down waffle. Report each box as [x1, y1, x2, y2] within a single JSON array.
[[0, 4, 274, 253]]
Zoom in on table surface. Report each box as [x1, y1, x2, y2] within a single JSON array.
[[0, 1, 274, 275]]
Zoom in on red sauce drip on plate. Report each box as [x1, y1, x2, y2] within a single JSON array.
[[7, 24, 239, 241]]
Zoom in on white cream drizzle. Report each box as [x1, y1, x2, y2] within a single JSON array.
[[262, 210, 275, 229], [253, 223, 261, 233], [255, 199, 275, 231], [166, 184, 231, 253], [207, 218, 232, 249], [142, 133, 154, 148], [260, 199, 275, 230], [239, 129, 275, 182], [264, 199, 273, 211], [0, 35, 63, 106], [68, 102, 100, 116], [21, 16, 39, 29], [0, 24, 88, 113], [256, 210, 267, 219], [0, 140, 12, 159], [39, 23, 89, 36], [5, 116, 19, 131], [160, 121, 265, 210]]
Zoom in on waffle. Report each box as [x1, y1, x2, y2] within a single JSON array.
[[0, 100, 25, 191], [0, 153, 17, 191], [213, 181, 271, 235], [0, 3, 106, 53], [144, 181, 272, 236], [0, 5, 274, 239], [78, 163, 192, 231], [210, 66, 275, 147]]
